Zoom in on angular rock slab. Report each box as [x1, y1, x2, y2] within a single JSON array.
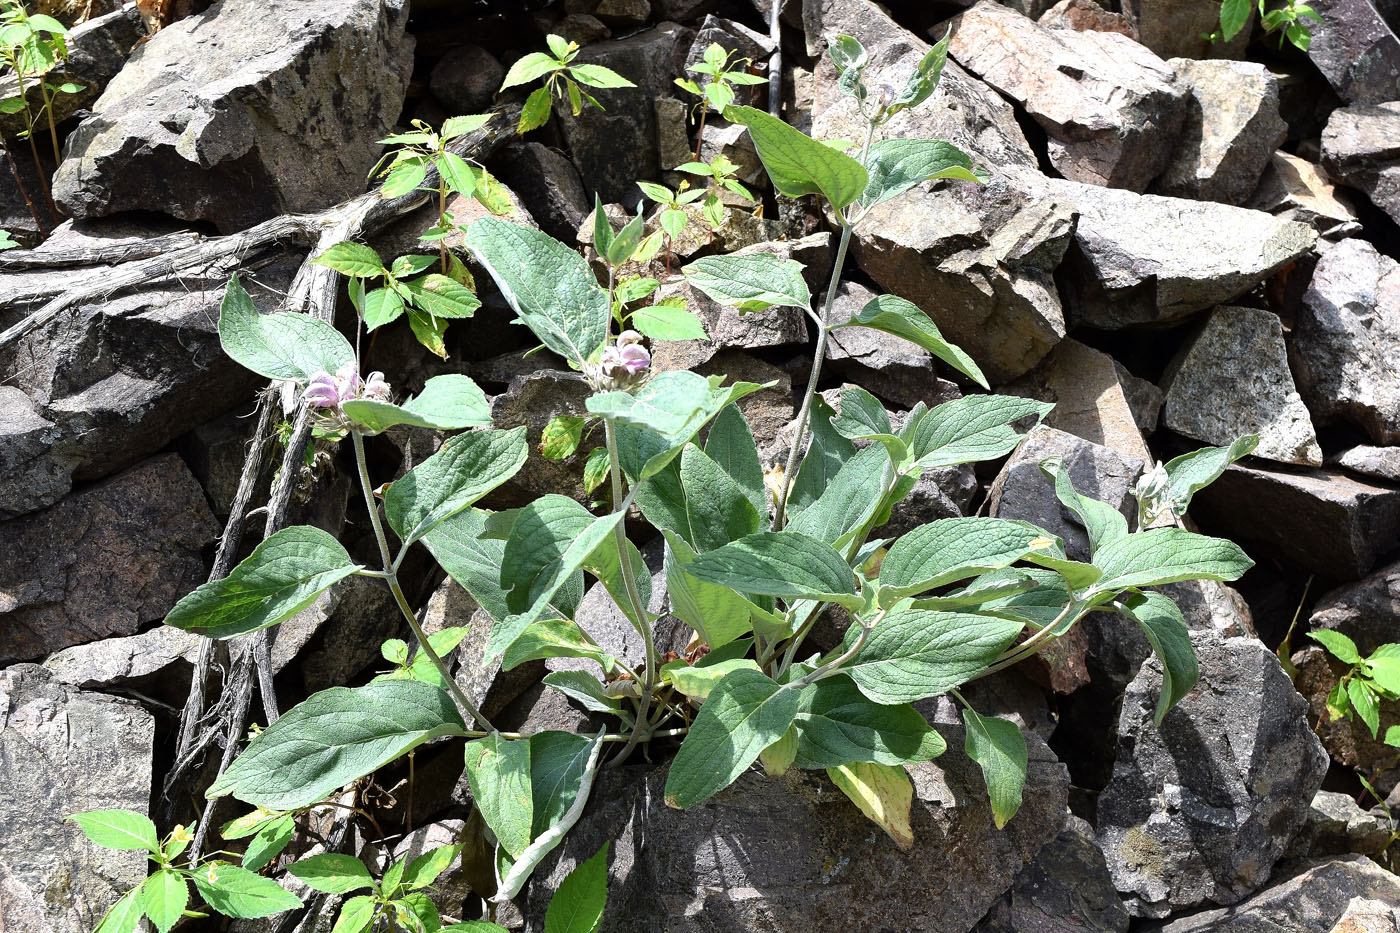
[[52, 0, 414, 231], [1050, 179, 1317, 329], [0, 664, 155, 933], [948, 2, 1187, 191], [44, 625, 202, 699], [1193, 463, 1400, 581], [1335, 445, 1400, 484], [0, 453, 219, 664], [1155, 59, 1287, 205], [521, 725, 1068, 932], [1331, 897, 1400, 933], [1161, 306, 1322, 466], [1306, 0, 1400, 104], [974, 814, 1129, 933], [1155, 856, 1400, 932], [1296, 238, 1400, 445], [804, 0, 1074, 383], [1322, 101, 1400, 227], [1247, 150, 1362, 239], [1097, 630, 1329, 918]]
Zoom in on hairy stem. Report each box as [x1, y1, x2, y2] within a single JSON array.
[[603, 418, 658, 766], [973, 600, 1081, 681], [351, 430, 493, 731], [798, 608, 888, 687]]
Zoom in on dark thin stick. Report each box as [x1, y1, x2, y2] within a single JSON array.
[[767, 0, 783, 118]]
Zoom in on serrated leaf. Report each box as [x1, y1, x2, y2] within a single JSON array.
[[242, 814, 295, 871], [207, 681, 467, 809], [836, 294, 987, 388], [568, 62, 635, 89], [683, 253, 811, 312], [192, 863, 302, 919], [827, 761, 914, 849], [843, 609, 1024, 705], [163, 526, 361, 639], [1311, 629, 1362, 665], [442, 114, 493, 139], [664, 669, 803, 808], [501, 51, 559, 90], [520, 86, 553, 133], [332, 895, 376, 933], [961, 708, 1026, 829], [402, 273, 482, 319], [541, 415, 587, 460], [218, 276, 355, 383], [465, 219, 610, 368], [1350, 678, 1381, 738], [385, 426, 529, 546], [343, 374, 492, 433], [462, 733, 533, 859], [287, 854, 376, 895], [67, 809, 160, 854], [140, 871, 188, 933], [314, 242, 385, 278], [725, 104, 868, 210]]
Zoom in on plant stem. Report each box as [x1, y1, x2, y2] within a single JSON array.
[[798, 608, 888, 687], [1, 132, 43, 236], [693, 103, 708, 163], [973, 600, 1081, 681], [603, 417, 658, 766], [437, 176, 449, 274], [773, 118, 877, 530], [351, 429, 494, 731]]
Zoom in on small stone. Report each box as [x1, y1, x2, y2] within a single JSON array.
[[1295, 238, 1400, 445], [553, 13, 611, 46], [1051, 179, 1318, 329], [1155, 856, 1400, 932], [1305, 0, 1400, 104], [1004, 339, 1152, 463], [429, 44, 505, 114], [0, 454, 219, 664], [1161, 306, 1322, 467], [1335, 446, 1400, 483], [1097, 630, 1329, 917], [1287, 790, 1395, 859], [1038, 0, 1134, 37], [1155, 59, 1287, 205], [1192, 463, 1400, 581], [44, 626, 202, 702], [948, 2, 1186, 191], [592, 0, 650, 27], [1331, 896, 1400, 933], [1322, 101, 1400, 227], [0, 664, 155, 933], [1248, 150, 1363, 239]]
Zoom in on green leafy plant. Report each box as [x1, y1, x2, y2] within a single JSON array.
[[1211, 0, 1320, 50], [0, 227, 17, 249], [672, 153, 754, 238], [68, 810, 300, 933], [1310, 630, 1400, 749], [500, 34, 635, 135], [636, 179, 706, 275], [71, 30, 1261, 928], [673, 42, 768, 161]]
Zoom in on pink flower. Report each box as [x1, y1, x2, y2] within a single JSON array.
[[363, 371, 391, 400], [303, 370, 343, 408], [302, 364, 391, 410], [619, 342, 651, 374]]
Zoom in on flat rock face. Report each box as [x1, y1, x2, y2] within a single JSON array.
[[1295, 238, 1400, 445], [1322, 101, 1400, 227], [1050, 179, 1318, 329], [949, 2, 1186, 191], [1155, 59, 1287, 205], [1192, 463, 1400, 580], [805, 0, 1074, 384], [0, 664, 154, 933], [1156, 856, 1400, 932], [1336, 445, 1400, 483], [1306, 0, 1400, 104], [1161, 306, 1322, 466], [1247, 150, 1362, 238], [1038, 0, 1135, 37], [521, 724, 1069, 932], [52, 0, 414, 231], [43, 625, 201, 694], [0, 256, 294, 518], [1097, 631, 1329, 918], [0, 453, 218, 664], [494, 141, 592, 244]]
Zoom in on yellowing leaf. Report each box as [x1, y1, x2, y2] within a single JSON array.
[[826, 762, 914, 850]]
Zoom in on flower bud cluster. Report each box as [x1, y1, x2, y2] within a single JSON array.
[[590, 330, 652, 390], [303, 363, 391, 430]]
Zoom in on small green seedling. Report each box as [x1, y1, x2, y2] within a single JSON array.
[[674, 42, 768, 159], [500, 34, 635, 135], [1211, 0, 1321, 50], [1311, 630, 1400, 748]]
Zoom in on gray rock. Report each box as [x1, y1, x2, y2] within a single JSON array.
[[521, 724, 1069, 932], [654, 0, 717, 19], [655, 96, 692, 188], [53, 0, 414, 231], [1331, 896, 1400, 932], [1004, 339, 1153, 463], [0, 251, 295, 519], [0, 664, 154, 933], [553, 13, 613, 47], [178, 406, 263, 520], [1306, 0, 1400, 104], [1295, 238, 1400, 445], [430, 44, 505, 114], [1038, 0, 1135, 37], [948, 2, 1187, 191], [824, 282, 946, 409], [556, 23, 694, 206], [696, 350, 793, 462], [489, 369, 594, 506], [1155, 59, 1287, 205], [1286, 790, 1394, 859], [1335, 445, 1400, 483], [1116, 361, 1165, 434], [1154, 856, 1400, 932], [1119, 0, 1252, 60], [1161, 306, 1322, 467], [876, 465, 977, 538], [1192, 463, 1400, 581], [1322, 102, 1400, 227], [1097, 630, 1329, 918], [44, 625, 202, 699], [0, 453, 219, 664], [1312, 560, 1400, 659], [684, 16, 772, 111], [1247, 150, 1363, 239], [974, 814, 1130, 933], [1050, 179, 1318, 330], [593, 0, 652, 27], [989, 426, 1144, 563], [275, 573, 404, 693], [805, 0, 1075, 384]]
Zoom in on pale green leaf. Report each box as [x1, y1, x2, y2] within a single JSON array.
[[725, 104, 869, 210], [67, 809, 160, 854], [686, 531, 861, 608], [836, 294, 987, 388], [962, 708, 1027, 829], [218, 276, 355, 383], [682, 253, 811, 312], [287, 854, 376, 895], [342, 374, 492, 433], [544, 842, 610, 933]]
